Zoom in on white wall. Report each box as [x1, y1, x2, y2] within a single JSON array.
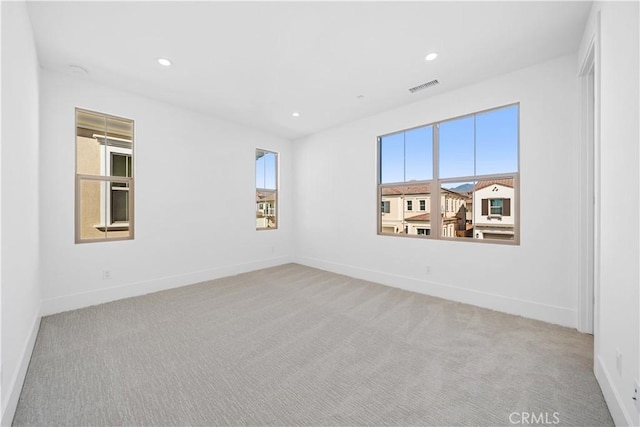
[[579, 2, 640, 425], [293, 54, 580, 327], [39, 70, 293, 314], [0, 1, 41, 424]]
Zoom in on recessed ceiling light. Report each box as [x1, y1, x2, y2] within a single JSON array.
[[425, 52, 438, 61], [157, 58, 172, 67], [292, 112, 300, 117]]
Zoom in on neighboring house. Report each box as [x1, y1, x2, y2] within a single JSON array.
[[404, 213, 432, 236], [381, 183, 469, 236], [256, 191, 276, 228], [380, 183, 431, 234], [380, 180, 514, 239], [473, 179, 515, 240]]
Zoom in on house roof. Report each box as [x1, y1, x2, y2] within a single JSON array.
[[382, 180, 513, 196], [256, 191, 276, 202], [381, 183, 431, 196], [475, 178, 514, 191], [404, 213, 460, 223], [405, 213, 431, 221], [381, 183, 468, 197]]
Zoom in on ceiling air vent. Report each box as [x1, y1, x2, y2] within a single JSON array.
[[408, 79, 439, 93]]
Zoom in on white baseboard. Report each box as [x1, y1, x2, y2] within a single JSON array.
[[295, 256, 577, 328], [595, 355, 634, 426], [41, 256, 294, 316], [1, 314, 41, 427]]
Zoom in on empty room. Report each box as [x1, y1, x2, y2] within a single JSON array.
[[1, 1, 638, 426]]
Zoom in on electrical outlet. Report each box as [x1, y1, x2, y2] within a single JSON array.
[[102, 270, 111, 280], [616, 349, 622, 375], [633, 379, 639, 409]]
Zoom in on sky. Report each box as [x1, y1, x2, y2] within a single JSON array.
[[380, 105, 518, 184], [256, 151, 277, 190]]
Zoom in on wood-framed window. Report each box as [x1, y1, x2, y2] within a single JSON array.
[[377, 103, 519, 244], [256, 149, 278, 230], [75, 108, 134, 243]]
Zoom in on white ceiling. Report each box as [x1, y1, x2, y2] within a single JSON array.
[[27, 1, 592, 140]]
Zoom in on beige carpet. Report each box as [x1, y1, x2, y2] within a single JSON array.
[[13, 263, 612, 426]]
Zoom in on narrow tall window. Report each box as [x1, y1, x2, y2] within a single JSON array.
[[76, 109, 134, 243], [256, 149, 278, 229]]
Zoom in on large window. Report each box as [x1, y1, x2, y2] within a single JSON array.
[[76, 108, 134, 243], [378, 104, 519, 244], [256, 149, 278, 229]]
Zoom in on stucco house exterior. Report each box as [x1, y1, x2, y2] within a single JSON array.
[[472, 178, 515, 240], [256, 191, 277, 228], [380, 183, 469, 236], [380, 179, 514, 240]]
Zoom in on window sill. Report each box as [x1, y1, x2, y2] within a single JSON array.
[[95, 223, 130, 232]]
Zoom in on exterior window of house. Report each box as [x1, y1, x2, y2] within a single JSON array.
[[381, 201, 390, 213], [76, 108, 134, 243], [256, 149, 278, 229], [490, 199, 503, 215], [482, 197, 511, 216], [378, 103, 519, 244], [110, 153, 131, 222], [407, 200, 413, 211]]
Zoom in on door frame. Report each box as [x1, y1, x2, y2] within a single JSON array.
[[577, 24, 600, 336]]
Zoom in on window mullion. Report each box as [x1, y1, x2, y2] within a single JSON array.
[[473, 114, 477, 177], [403, 132, 406, 183], [433, 123, 441, 239]]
